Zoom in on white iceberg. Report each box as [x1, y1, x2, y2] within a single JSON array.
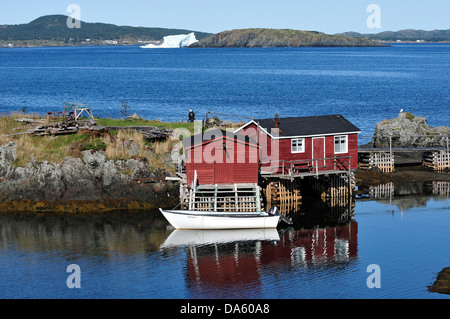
[[140, 32, 198, 48]]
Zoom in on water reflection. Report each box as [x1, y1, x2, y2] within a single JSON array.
[[1, 189, 449, 298], [0, 211, 170, 256], [161, 229, 280, 248], [159, 202, 358, 298], [358, 181, 450, 211]]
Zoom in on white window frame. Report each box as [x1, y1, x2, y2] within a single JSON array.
[[291, 138, 305, 153], [334, 135, 348, 154]]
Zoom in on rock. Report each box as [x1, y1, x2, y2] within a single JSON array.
[[61, 156, 102, 200], [129, 142, 141, 157], [0, 142, 179, 209], [429, 267, 450, 295], [82, 150, 106, 178], [371, 112, 449, 148], [0, 142, 17, 177]]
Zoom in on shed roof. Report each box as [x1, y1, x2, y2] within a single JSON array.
[[237, 114, 361, 138]]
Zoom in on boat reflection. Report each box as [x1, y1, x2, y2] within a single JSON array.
[[160, 228, 280, 249]]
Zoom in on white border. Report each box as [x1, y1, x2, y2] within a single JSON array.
[[334, 135, 348, 154], [291, 138, 305, 153]]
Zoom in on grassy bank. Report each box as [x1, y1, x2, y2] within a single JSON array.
[[95, 117, 195, 132], [0, 113, 192, 170]]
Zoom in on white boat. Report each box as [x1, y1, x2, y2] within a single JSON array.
[[160, 228, 280, 249], [159, 208, 281, 230]]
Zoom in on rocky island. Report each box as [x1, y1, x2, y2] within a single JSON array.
[[189, 28, 389, 48], [370, 112, 449, 148], [0, 114, 184, 213]]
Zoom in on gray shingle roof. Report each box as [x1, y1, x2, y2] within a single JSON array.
[[254, 114, 360, 137]]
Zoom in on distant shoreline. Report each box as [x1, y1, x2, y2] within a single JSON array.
[[2, 41, 450, 49]]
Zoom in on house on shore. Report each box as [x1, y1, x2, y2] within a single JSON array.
[[234, 114, 361, 178], [182, 129, 259, 185], [178, 114, 360, 212]]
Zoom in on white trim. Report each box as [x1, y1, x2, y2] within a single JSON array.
[[277, 131, 360, 139], [233, 120, 255, 133], [291, 138, 305, 153], [234, 120, 360, 140], [334, 135, 348, 154]]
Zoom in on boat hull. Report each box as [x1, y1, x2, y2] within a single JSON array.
[[159, 209, 280, 230]]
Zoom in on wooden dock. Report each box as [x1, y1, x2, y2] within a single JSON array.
[[359, 146, 450, 172], [260, 155, 353, 180], [359, 152, 395, 172], [423, 150, 450, 171]]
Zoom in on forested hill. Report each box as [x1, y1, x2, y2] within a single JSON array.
[[0, 15, 212, 44], [189, 28, 388, 48], [337, 29, 450, 42]]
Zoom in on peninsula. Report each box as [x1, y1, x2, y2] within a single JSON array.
[[0, 15, 212, 48], [188, 28, 388, 48]]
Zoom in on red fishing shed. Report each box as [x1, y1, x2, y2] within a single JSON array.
[[182, 129, 259, 185]]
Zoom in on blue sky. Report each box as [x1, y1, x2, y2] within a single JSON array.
[[0, 0, 449, 34]]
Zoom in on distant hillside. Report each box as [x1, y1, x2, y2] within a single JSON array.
[[338, 29, 450, 42], [189, 28, 388, 48], [0, 15, 212, 44]]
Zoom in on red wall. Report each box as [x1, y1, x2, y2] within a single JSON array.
[[239, 123, 358, 172], [185, 136, 259, 185]]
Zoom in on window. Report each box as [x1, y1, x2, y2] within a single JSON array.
[[291, 138, 305, 153], [335, 135, 348, 153]]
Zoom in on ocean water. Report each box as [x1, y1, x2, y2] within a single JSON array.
[[0, 193, 449, 299], [1, 44, 450, 144], [0, 44, 450, 300]]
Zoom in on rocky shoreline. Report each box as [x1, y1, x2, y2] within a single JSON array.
[[355, 166, 450, 187], [0, 142, 179, 213], [1, 110, 449, 215]]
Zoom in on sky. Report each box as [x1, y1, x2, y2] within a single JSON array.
[[0, 0, 449, 34]]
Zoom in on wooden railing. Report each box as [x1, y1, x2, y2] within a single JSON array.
[[260, 156, 352, 178]]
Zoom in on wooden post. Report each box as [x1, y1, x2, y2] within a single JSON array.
[[255, 184, 261, 212], [214, 184, 218, 212], [316, 160, 319, 178], [234, 183, 238, 212]]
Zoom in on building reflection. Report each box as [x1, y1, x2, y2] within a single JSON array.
[[260, 221, 358, 267], [160, 200, 358, 297]]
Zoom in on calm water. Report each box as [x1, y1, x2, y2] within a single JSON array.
[[1, 44, 450, 299], [0, 187, 449, 299], [1, 44, 450, 143]]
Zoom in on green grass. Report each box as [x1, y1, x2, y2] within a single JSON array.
[[96, 118, 195, 133], [1, 114, 195, 168], [405, 112, 415, 121], [12, 132, 89, 167]]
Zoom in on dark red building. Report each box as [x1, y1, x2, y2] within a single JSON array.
[[182, 129, 259, 185], [234, 114, 361, 175]]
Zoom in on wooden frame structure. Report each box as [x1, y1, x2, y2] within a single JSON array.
[[64, 102, 95, 121], [423, 150, 450, 171], [180, 183, 263, 212]]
